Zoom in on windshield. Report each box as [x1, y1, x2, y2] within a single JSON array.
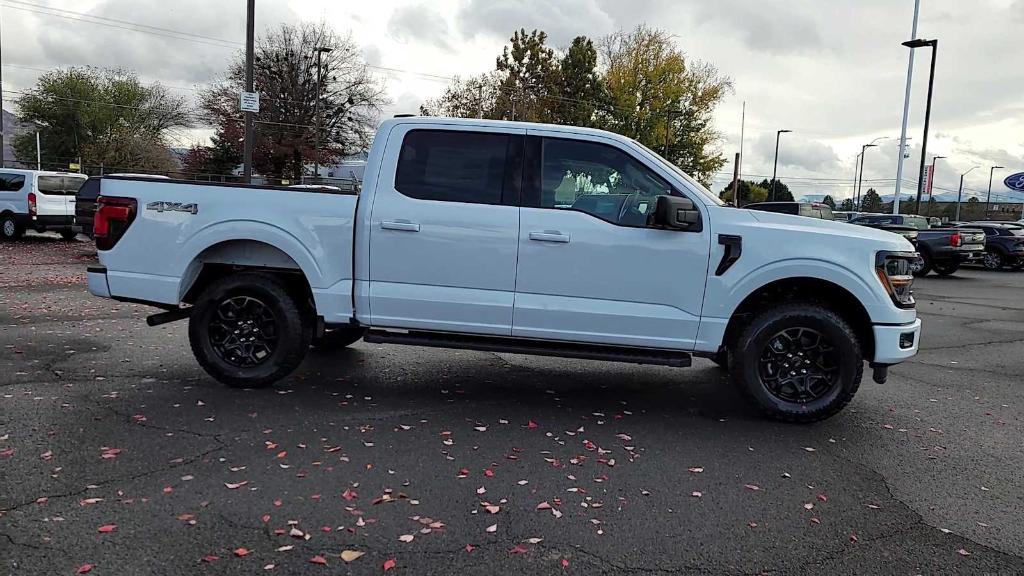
[[631, 140, 726, 206]]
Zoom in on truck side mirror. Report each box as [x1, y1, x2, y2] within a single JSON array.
[[653, 195, 702, 232]]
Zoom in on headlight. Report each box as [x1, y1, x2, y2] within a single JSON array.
[[876, 251, 916, 309]]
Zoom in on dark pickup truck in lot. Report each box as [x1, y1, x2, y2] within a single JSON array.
[[849, 214, 985, 277], [956, 222, 1024, 270]]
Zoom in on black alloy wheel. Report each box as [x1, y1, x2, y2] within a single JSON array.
[[208, 296, 280, 368], [757, 327, 840, 404]]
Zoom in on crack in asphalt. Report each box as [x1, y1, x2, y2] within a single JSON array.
[[0, 529, 73, 559]]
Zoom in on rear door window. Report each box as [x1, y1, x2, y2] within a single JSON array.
[[37, 175, 87, 195], [0, 173, 25, 191], [395, 130, 515, 205]]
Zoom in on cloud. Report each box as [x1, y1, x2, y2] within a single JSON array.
[[456, 0, 616, 47], [684, 0, 824, 55], [752, 133, 842, 174], [387, 4, 453, 51]]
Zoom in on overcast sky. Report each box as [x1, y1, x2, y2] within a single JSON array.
[[3, 0, 1022, 201]]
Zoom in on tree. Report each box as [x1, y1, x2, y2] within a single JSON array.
[[861, 188, 883, 213], [12, 67, 188, 172], [492, 29, 560, 123], [598, 25, 732, 186], [182, 131, 243, 179], [822, 195, 836, 209], [839, 198, 855, 211], [420, 72, 502, 119], [198, 21, 387, 181], [719, 179, 768, 206], [759, 178, 794, 202], [554, 36, 605, 126]]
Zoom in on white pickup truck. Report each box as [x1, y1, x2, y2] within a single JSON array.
[[86, 117, 921, 422]]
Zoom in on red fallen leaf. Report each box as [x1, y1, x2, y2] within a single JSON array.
[[383, 558, 397, 571], [957, 548, 971, 556], [201, 556, 219, 563], [464, 544, 475, 553], [273, 500, 283, 507], [310, 555, 328, 565], [261, 514, 271, 523], [849, 533, 859, 543], [97, 524, 117, 533], [527, 420, 539, 429], [536, 501, 552, 510], [810, 517, 821, 525], [509, 544, 528, 555], [234, 548, 251, 557], [342, 489, 358, 501], [484, 469, 495, 477], [817, 494, 828, 503], [177, 514, 195, 522], [0, 448, 14, 458], [276, 451, 287, 459], [163, 486, 173, 494], [748, 522, 758, 528], [36, 497, 48, 504], [76, 564, 94, 574], [561, 558, 569, 569]]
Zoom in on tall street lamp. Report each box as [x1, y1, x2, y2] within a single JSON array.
[[986, 165, 1005, 217], [855, 137, 888, 210], [925, 155, 945, 217], [903, 39, 939, 216], [955, 165, 979, 222], [770, 129, 792, 201], [313, 46, 334, 181]]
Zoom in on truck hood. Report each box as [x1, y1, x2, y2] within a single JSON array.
[[743, 209, 915, 251]]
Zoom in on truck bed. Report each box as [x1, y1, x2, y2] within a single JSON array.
[[94, 176, 359, 323]]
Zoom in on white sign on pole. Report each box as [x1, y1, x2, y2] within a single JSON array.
[[240, 92, 260, 113]]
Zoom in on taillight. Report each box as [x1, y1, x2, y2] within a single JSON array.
[[27, 192, 37, 217], [94, 196, 137, 251], [950, 233, 962, 247]]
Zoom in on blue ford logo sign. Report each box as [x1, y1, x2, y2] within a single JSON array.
[[1005, 172, 1024, 192]]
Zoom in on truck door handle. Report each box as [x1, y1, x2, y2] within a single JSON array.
[[529, 231, 570, 244], [381, 220, 420, 232]]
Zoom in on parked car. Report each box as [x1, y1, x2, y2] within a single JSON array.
[[76, 174, 170, 238], [85, 117, 921, 423], [957, 222, 1024, 270], [849, 214, 985, 277], [745, 201, 835, 220], [0, 169, 88, 240]]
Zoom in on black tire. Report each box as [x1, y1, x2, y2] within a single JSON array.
[[60, 230, 78, 241], [910, 253, 931, 277], [730, 302, 863, 423], [982, 251, 1004, 271], [188, 272, 313, 388], [932, 260, 960, 276], [1, 213, 24, 241], [312, 326, 366, 350]]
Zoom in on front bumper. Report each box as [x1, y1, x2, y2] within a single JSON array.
[[872, 319, 922, 364], [87, 265, 111, 298]]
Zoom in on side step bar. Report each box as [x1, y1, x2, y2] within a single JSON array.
[[364, 330, 692, 368]]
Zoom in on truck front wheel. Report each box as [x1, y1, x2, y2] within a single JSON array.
[[188, 272, 313, 388], [730, 303, 863, 423]]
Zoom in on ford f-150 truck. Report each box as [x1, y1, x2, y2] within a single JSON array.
[[86, 117, 921, 422]]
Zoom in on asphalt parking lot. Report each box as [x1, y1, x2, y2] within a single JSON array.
[[2, 233, 1023, 575]]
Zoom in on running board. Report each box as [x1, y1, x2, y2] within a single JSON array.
[[363, 330, 692, 368]]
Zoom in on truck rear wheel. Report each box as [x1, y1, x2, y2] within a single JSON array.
[[188, 272, 313, 388], [730, 302, 863, 423], [932, 260, 960, 276]]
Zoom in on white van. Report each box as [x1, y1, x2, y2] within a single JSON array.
[[0, 169, 89, 240]]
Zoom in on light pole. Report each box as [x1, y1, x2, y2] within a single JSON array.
[[955, 165, 979, 222], [985, 165, 1005, 217], [313, 46, 333, 182], [856, 144, 877, 210], [903, 38, 938, 215], [925, 155, 945, 217], [242, 0, 255, 184], [892, 0, 921, 214], [770, 129, 791, 201]]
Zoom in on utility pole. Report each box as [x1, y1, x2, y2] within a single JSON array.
[[730, 152, 740, 207], [477, 84, 484, 119], [770, 129, 791, 201], [0, 8, 5, 169], [955, 166, 979, 222], [313, 46, 333, 182], [904, 39, 938, 215], [242, 0, 255, 184], [738, 101, 746, 179], [986, 165, 1005, 217], [893, 0, 921, 214]]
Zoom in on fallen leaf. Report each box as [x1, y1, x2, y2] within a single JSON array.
[[76, 564, 94, 574], [561, 558, 570, 569], [464, 544, 475, 553], [687, 467, 704, 473], [234, 548, 251, 557], [803, 447, 816, 452], [748, 522, 758, 528], [97, 524, 117, 533], [957, 548, 971, 556], [399, 534, 415, 543], [509, 544, 528, 555], [276, 545, 294, 552], [849, 533, 859, 543], [383, 558, 397, 571], [201, 555, 219, 563], [536, 501, 552, 510], [744, 484, 761, 491], [817, 494, 828, 503], [224, 481, 249, 490], [340, 550, 365, 562], [485, 505, 500, 514], [691, 491, 702, 498], [804, 503, 814, 510], [477, 486, 486, 495], [310, 555, 328, 565], [80, 498, 103, 506], [342, 489, 358, 501], [527, 420, 539, 429], [486, 523, 497, 533]]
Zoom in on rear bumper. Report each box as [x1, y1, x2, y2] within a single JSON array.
[[872, 319, 922, 364], [87, 265, 111, 298], [28, 214, 75, 230]]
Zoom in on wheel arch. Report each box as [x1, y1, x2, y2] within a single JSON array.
[[721, 277, 875, 362]]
